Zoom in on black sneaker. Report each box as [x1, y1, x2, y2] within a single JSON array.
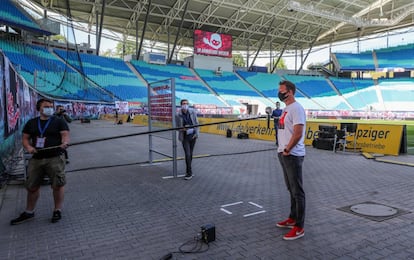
[[10, 212, 35, 225], [184, 174, 193, 180], [51, 210, 62, 223]]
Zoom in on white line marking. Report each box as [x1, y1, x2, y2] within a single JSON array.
[[162, 174, 186, 179], [220, 208, 233, 215], [221, 201, 243, 208], [243, 210, 266, 217], [248, 202, 263, 208]]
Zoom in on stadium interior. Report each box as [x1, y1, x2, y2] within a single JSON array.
[[0, 1, 414, 257], [0, 0, 414, 167], [1, 0, 413, 116]]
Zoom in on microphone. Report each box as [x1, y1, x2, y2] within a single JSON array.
[[265, 106, 272, 129]]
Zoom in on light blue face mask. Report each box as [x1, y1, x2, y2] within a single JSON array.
[[181, 104, 189, 110], [42, 107, 54, 117]]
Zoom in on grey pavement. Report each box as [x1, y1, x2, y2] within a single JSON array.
[[1, 119, 414, 259]]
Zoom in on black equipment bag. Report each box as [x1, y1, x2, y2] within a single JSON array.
[[237, 132, 249, 139], [313, 138, 334, 150], [226, 129, 232, 138]]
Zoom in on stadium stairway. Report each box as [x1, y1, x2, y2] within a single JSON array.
[[125, 61, 149, 87], [279, 75, 327, 109], [330, 54, 341, 72], [307, 62, 336, 77], [194, 68, 275, 110], [189, 68, 230, 106], [372, 50, 379, 70], [325, 78, 353, 109], [233, 72, 275, 105]]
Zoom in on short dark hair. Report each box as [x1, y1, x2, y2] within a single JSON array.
[[279, 80, 296, 95], [180, 99, 189, 105], [36, 98, 53, 111]]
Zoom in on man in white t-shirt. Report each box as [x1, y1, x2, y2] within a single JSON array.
[[275, 80, 306, 241]]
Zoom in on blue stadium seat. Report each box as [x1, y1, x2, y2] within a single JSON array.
[[196, 69, 260, 97], [379, 79, 414, 103], [334, 52, 375, 71], [283, 75, 337, 97], [236, 71, 281, 98], [375, 44, 414, 70], [132, 61, 227, 106], [0, 0, 45, 33], [330, 77, 373, 95], [54, 50, 148, 102], [0, 39, 111, 102]]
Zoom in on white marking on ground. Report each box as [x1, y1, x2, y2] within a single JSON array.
[[243, 210, 266, 217], [221, 201, 243, 207], [248, 202, 263, 208]]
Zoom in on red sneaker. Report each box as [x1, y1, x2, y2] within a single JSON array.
[[283, 226, 304, 240], [276, 218, 296, 228]]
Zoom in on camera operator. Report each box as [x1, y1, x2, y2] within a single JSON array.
[[55, 105, 72, 163], [55, 105, 72, 123]]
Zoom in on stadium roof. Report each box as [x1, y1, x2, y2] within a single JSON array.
[[26, 0, 414, 52]]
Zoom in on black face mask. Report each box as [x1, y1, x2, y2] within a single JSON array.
[[278, 91, 289, 101]]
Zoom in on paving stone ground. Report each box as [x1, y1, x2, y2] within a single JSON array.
[[1, 119, 414, 259]]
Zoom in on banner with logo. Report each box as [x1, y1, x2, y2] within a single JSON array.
[[355, 123, 403, 155], [130, 116, 405, 156], [194, 29, 232, 58], [306, 121, 404, 155]]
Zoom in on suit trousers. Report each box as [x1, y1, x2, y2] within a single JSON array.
[[182, 136, 196, 175]]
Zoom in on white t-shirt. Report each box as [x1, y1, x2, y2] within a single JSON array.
[[277, 101, 306, 156]]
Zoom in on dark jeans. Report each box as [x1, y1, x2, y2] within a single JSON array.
[[274, 126, 279, 145], [278, 153, 305, 228], [182, 136, 196, 175]]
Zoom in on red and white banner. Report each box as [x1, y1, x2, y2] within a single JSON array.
[[194, 29, 232, 58]]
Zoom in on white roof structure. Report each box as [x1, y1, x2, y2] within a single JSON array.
[[25, 0, 414, 54]]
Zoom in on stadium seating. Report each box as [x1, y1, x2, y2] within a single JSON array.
[[378, 79, 414, 110], [334, 52, 375, 71], [131, 61, 227, 106], [333, 44, 414, 71], [55, 50, 148, 102], [330, 77, 373, 95], [375, 44, 414, 70], [0, 39, 111, 101], [283, 76, 353, 110], [342, 86, 379, 110], [195, 68, 275, 107], [236, 71, 282, 98], [0, 0, 44, 33], [236, 71, 326, 108], [2, 36, 414, 112], [327, 77, 376, 109], [196, 69, 260, 97], [283, 75, 337, 97]]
